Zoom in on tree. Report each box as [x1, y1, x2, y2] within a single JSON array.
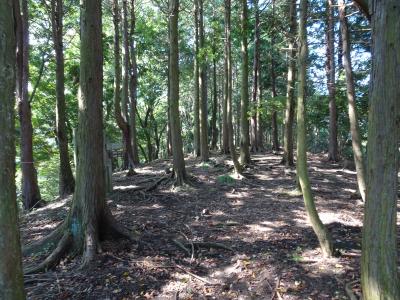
[[239, 0, 250, 165], [129, 0, 140, 165], [210, 20, 219, 150], [224, 0, 241, 173], [50, 0, 76, 197], [270, 0, 279, 153], [25, 0, 137, 272], [361, 0, 400, 298], [325, 0, 338, 162], [168, 0, 187, 185], [282, 0, 297, 167], [199, 0, 209, 162], [17, 0, 42, 210], [250, 0, 260, 152], [338, 0, 366, 202], [296, 0, 333, 257], [0, 0, 25, 297], [193, 0, 200, 156]]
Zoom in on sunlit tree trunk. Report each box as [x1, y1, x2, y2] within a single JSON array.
[[16, 0, 41, 210], [282, 0, 297, 166], [296, 0, 333, 257], [0, 1, 25, 297], [169, 0, 187, 184], [224, 0, 241, 173], [270, 0, 279, 152], [239, 0, 250, 165], [193, 0, 200, 156], [325, 0, 338, 162], [361, 0, 400, 298], [199, 0, 209, 162], [338, 0, 366, 202], [51, 0, 75, 197]]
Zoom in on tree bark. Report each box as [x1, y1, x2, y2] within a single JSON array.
[[250, 0, 260, 152], [0, 1, 25, 297], [224, 0, 241, 173], [338, 0, 366, 202], [210, 45, 218, 150], [16, 0, 42, 210], [361, 0, 400, 298], [326, 0, 338, 162], [169, 0, 187, 185], [51, 0, 75, 197], [271, 56, 279, 152], [282, 0, 297, 166], [297, 0, 333, 258], [129, 0, 140, 164], [193, 0, 200, 156], [239, 0, 250, 165], [199, 0, 209, 162]]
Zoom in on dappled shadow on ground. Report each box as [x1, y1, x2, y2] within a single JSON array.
[[22, 152, 393, 299]]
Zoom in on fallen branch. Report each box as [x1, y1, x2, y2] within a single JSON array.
[[188, 241, 234, 252], [174, 264, 217, 285]]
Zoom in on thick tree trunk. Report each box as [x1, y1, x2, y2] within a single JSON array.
[[129, 0, 140, 164], [271, 56, 280, 152], [297, 0, 333, 257], [361, 0, 400, 298], [0, 1, 25, 297], [338, 1, 366, 202], [193, 0, 200, 156], [199, 0, 209, 162], [282, 0, 297, 166], [51, 0, 75, 197], [326, 0, 338, 162], [239, 0, 250, 165], [16, 0, 42, 210], [169, 0, 187, 185], [224, 0, 241, 173], [250, 0, 260, 152]]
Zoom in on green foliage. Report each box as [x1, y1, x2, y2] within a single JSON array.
[[217, 174, 235, 185]]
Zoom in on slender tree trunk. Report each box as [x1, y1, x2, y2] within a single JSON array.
[[250, 0, 260, 152], [271, 57, 279, 151], [16, 0, 41, 210], [338, 1, 366, 202], [169, 0, 187, 185], [51, 0, 75, 197], [222, 61, 229, 154], [361, 0, 400, 298], [0, 1, 25, 297], [199, 0, 209, 162], [283, 0, 297, 166], [193, 0, 200, 156], [239, 0, 250, 165], [224, 0, 241, 173], [129, 0, 140, 164], [297, 0, 333, 257], [211, 48, 218, 150], [326, 0, 338, 162]]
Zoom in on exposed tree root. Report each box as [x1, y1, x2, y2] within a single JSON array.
[[189, 241, 234, 252], [24, 232, 72, 274], [171, 239, 191, 256], [23, 223, 65, 256]]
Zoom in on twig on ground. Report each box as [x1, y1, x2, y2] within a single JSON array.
[[174, 264, 217, 285]]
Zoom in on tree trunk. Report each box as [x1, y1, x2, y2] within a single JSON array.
[[169, 0, 187, 185], [361, 0, 400, 298], [16, 0, 42, 210], [271, 56, 280, 152], [282, 0, 297, 166], [129, 0, 140, 164], [326, 0, 338, 162], [51, 0, 75, 197], [199, 0, 209, 162], [239, 0, 250, 165], [0, 1, 25, 297], [250, 0, 260, 152], [211, 50, 218, 150], [338, 1, 366, 202], [193, 0, 200, 156], [224, 0, 241, 173], [296, 0, 333, 257]]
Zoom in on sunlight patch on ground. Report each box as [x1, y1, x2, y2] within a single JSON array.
[[245, 223, 274, 233], [113, 184, 140, 191]]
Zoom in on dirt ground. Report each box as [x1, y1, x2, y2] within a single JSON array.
[[21, 152, 368, 299]]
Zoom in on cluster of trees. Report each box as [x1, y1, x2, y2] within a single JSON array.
[[0, 0, 398, 298]]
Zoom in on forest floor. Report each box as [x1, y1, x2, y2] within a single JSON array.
[[21, 151, 368, 300]]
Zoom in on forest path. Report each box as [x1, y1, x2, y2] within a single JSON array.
[[21, 152, 365, 299]]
